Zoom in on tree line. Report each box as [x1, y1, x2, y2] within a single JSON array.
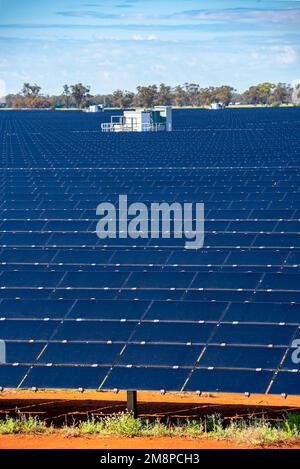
[[3, 81, 300, 109]]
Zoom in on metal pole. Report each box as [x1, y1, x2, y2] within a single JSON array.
[[127, 390, 137, 418]]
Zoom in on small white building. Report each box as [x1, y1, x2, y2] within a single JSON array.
[[123, 110, 151, 132], [87, 104, 103, 112], [211, 102, 224, 110], [101, 106, 172, 132]]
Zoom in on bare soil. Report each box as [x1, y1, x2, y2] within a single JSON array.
[[1, 433, 300, 449], [1, 390, 300, 449]]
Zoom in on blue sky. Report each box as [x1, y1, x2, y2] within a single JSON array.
[[0, 0, 300, 96]]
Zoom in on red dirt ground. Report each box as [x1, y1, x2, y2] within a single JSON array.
[[2, 434, 300, 449], [1, 390, 300, 449]]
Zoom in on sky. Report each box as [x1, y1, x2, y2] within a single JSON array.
[[0, 0, 300, 96]]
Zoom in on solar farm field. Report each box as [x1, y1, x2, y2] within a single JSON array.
[[0, 107, 300, 396]]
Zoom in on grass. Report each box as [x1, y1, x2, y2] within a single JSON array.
[[0, 414, 51, 435], [1, 412, 300, 446]]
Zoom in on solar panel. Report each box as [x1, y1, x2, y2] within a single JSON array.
[[198, 346, 284, 370], [210, 324, 297, 346], [0, 320, 60, 341], [184, 369, 273, 394], [269, 372, 300, 396], [115, 344, 204, 367], [0, 107, 300, 395], [223, 302, 300, 324], [144, 300, 226, 321], [0, 299, 73, 318], [22, 365, 110, 389], [37, 343, 122, 365], [102, 367, 189, 392]]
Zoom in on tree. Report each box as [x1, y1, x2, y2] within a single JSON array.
[[3, 80, 298, 109], [5, 93, 20, 107], [135, 85, 158, 107], [21, 83, 41, 98], [92, 94, 113, 107], [62, 84, 71, 108], [257, 82, 276, 104], [242, 85, 260, 104], [9, 83, 51, 108], [12, 96, 51, 109], [70, 83, 90, 108], [112, 89, 134, 108], [184, 83, 200, 107], [157, 83, 173, 105], [295, 84, 300, 102], [242, 82, 275, 105], [230, 92, 243, 105], [197, 87, 215, 106], [214, 85, 235, 106], [271, 83, 292, 104], [29, 96, 52, 108], [173, 85, 187, 107]]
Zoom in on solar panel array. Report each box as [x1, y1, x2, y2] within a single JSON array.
[[0, 108, 300, 394]]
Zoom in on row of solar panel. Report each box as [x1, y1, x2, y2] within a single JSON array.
[[1, 265, 298, 275], [2, 342, 296, 369], [0, 234, 299, 247], [1, 270, 300, 290], [1, 186, 300, 193], [1, 248, 298, 265], [1, 146, 299, 169], [0, 220, 299, 232], [0, 320, 299, 345], [0, 364, 299, 395], [1, 299, 299, 323], [1, 289, 300, 303], [1, 209, 299, 219]]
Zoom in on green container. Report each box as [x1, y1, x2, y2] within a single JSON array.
[[151, 110, 162, 125]]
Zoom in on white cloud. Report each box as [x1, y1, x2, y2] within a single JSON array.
[[271, 46, 297, 65], [132, 34, 158, 41], [249, 45, 297, 66], [132, 34, 143, 41]]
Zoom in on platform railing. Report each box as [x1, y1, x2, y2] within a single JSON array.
[[101, 122, 166, 132]]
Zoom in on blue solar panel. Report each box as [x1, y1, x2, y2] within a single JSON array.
[[223, 302, 300, 324], [198, 346, 284, 370], [53, 320, 137, 342], [0, 299, 73, 318], [269, 372, 300, 395], [22, 365, 110, 389], [101, 367, 189, 391], [116, 344, 204, 367], [0, 320, 61, 341], [1, 271, 63, 288], [37, 343, 122, 365], [0, 365, 31, 388], [144, 301, 226, 321], [184, 369, 273, 394], [4, 343, 44, 364], [0, 107, 300, 394], [211, 324, 297, 346], [130, 322, 215, 344]]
